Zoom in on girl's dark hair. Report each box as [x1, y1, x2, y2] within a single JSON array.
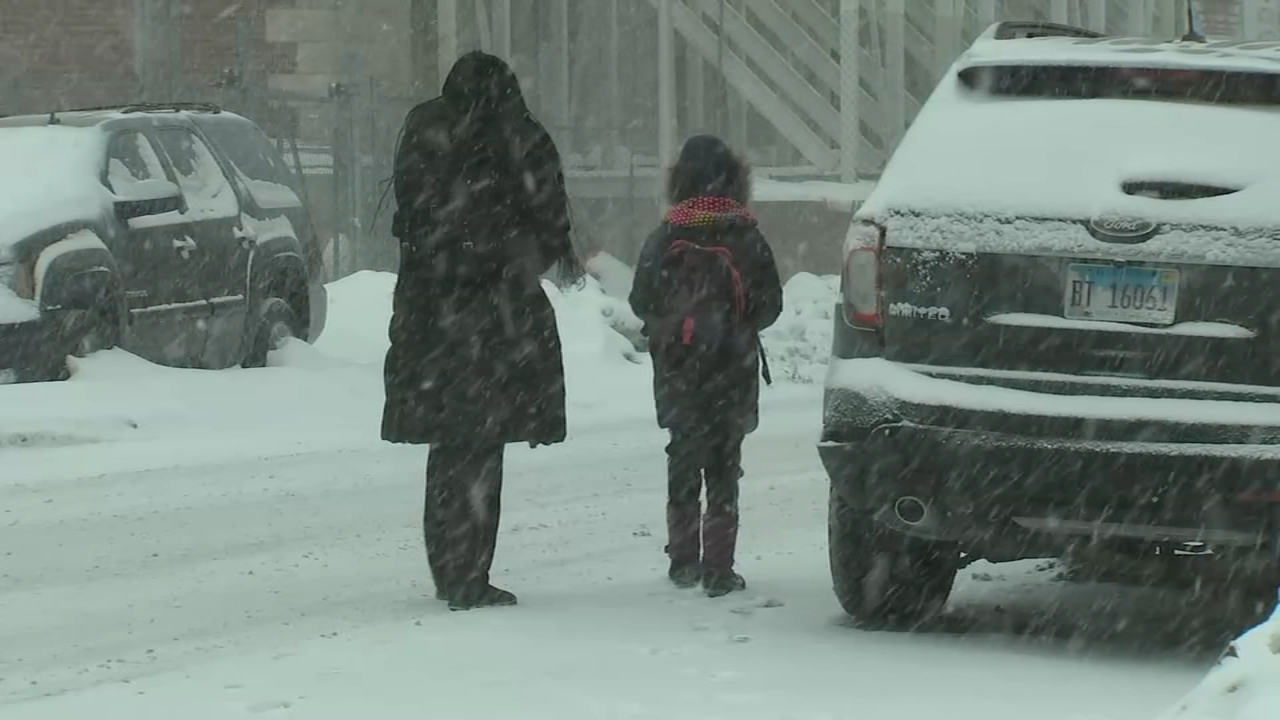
[[666, 134, 751, 205]]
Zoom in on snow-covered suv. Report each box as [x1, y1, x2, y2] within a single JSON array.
[[820, 22, 1280, 629], [0, 103, 326, 382]]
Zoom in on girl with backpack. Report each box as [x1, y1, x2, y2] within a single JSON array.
[[628, 135, 784, 597]]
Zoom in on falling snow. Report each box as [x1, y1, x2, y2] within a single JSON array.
[[5, 2, 1280, 719]]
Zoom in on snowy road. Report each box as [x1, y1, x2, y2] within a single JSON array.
[[0, 273, 1230, 718], [0, 387, 1213, 719]]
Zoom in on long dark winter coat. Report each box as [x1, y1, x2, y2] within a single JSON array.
[[382, 51, 575, 447], [628, 136, 783, 435]]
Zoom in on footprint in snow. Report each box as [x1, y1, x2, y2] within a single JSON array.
[[245, 699, 293, 715]]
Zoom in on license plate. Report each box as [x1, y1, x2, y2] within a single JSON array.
[[1062, 263, 1179, 325]]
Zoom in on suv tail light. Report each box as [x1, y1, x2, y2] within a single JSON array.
[[842, 221, 884, 329]]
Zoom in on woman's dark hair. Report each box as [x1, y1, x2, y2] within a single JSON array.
[[443, 50, 530, 123], [442, 51, 586, 288], [666, 134, 752, 205]]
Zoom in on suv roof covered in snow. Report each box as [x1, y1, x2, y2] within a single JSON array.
[[0, 102, 225, 129], [857, 28, 1280, 232], [0, 105, 268, 159], [966, 24, 1280, 73]]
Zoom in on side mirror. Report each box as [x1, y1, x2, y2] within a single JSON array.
[[113, 180, 185, 222]]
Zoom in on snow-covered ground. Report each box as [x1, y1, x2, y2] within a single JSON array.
[[1160, 599, 1280, 720], [0, 270, 1254, 719]]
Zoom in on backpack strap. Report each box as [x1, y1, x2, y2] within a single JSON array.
[[757, 335, 772, 386], [664, 237, 747, 317]]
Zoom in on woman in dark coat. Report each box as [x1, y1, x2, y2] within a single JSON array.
[[383, 51, 580, 611], [628, 135, 783, 597]]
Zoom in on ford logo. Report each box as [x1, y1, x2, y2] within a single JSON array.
[[1086, 215, 1159, 243]]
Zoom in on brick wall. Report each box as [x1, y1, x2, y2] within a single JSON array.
[[0, 0, 294, 116], [0, 0, 136, 113]]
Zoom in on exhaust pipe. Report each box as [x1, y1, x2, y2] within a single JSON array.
[[893, 496, 929, 526]]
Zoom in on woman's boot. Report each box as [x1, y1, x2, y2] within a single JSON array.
[[701, 510, 745, 597]]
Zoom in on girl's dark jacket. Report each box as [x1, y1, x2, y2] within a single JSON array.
[[382, 51, 572, 447], [629, 199, 783, 435]]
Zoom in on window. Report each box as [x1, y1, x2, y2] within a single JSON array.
[[958, 64, 1280, 106], [200, 121, 295, 188], [198, 121, 301, 210], [154, 128, 240, 219], [106, 131, 170, 197]]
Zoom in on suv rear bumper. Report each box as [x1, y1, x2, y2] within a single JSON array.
[[820, 359, 1280, 560]]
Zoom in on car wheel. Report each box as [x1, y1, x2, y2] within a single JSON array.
[[242, 297, 303, 369], [34, 303, 124, 381], [829, 486, 959, 631], [71, 305, 121, 358]]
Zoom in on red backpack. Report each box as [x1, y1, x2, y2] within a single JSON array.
[[659, 232, 747, 354]]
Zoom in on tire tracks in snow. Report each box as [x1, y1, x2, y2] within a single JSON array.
[[0, 393, 825, 703]]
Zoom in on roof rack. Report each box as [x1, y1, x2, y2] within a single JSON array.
[[992, 21, 1105, 41], [50, 101, 224, 117], [122, 101, 223, 114]]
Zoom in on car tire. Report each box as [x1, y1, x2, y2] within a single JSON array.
[[27, 302, 123, 382], [829, 486, 959, 631], [70, 304, 122, 359], [241, 297, 303, 369]]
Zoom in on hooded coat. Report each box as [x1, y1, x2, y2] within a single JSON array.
[[381, 52, 573, 446], [629, 135, 783, 436]]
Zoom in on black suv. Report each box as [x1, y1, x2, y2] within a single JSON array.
[[820, 23, 1280, 629], [0, 102, 326, 382]]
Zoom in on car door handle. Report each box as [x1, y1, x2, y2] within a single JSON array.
[[172, 236, 198, 258], [234, 224, 257, 249]]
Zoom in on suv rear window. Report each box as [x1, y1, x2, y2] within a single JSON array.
[[958, 64, 1280, 105]]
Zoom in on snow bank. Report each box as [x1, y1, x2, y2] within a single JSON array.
[[0, 264, 829, 460], [761, 273, 839, 384], [314, 269, 646, 369], [546, 276, 646, 366], [585, 250, 635, 302], [311, 270, 395, 365], [0, 270, 664, 482], [1159, 596, 1280, 720]]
